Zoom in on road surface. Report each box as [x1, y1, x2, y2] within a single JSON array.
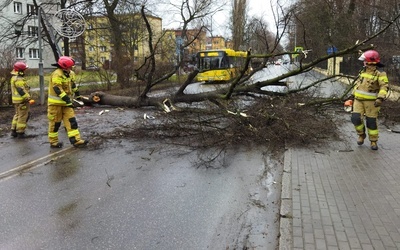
[[0, 106, 282, 249], [0, 65, 347, 249]]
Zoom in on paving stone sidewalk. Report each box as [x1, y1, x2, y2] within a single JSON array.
[[280, 117, 400, 250]]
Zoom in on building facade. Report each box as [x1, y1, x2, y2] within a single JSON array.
[[0, 1, 230, 71], [172, 28, 208, 64], [69, 13, 165, 70], [0, 0, 60, 69], [206, 36, 227, 50]]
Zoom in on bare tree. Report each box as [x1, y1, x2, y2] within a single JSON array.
[[245, 16, 285, 54], [0, 45, 15, 105], [132, 0, 224, 97], [231, 0, 247, 50], [80, 0, 400, 110]]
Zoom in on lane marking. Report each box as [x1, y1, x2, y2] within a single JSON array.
[[0, 147, 76, 181]]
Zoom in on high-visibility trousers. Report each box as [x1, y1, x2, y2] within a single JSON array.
[[11, 103, 30, 133], [47, 105, 82, 145], [351, 99, 380, 142]]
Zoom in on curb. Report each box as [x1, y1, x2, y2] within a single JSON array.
[[279, 148, 292, 250]]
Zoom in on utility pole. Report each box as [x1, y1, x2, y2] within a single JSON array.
[[38, 7, 45, 105]]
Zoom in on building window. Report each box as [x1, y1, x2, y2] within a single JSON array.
[[27, 4, 37, 15], [101, 57, 106, 63], [14, 2, 22, 14], [29, 48, 39, 59], [100, 46, 107, 52], [89, 46, 94, 52], [28, 26, 38, 37], [16, 47, 24, 58]]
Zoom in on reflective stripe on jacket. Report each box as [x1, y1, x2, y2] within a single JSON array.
[[48, 68, 73, 106], [352, 66, 388, 101], [11, 74, 30, 104]]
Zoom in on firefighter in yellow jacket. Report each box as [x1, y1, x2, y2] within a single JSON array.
[[350, 50, 388, 150], [47, 56, 88, 148], [10, 62, 32, 138]]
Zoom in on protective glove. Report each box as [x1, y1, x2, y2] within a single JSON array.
[[61, 95, 73, 108], [24, 97, 31, 103], [74, 90, 81, 100], [374, 98, 383, 107]]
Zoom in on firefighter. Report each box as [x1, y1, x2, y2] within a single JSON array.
[[350, 50, 388, 150], [10, 61, 32, 138], [47, 56, 88, 148]]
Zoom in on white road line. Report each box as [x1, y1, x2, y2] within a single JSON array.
[[0, 147, 76, 181]]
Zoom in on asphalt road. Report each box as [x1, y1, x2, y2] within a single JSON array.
[[0, 65, 347, 249], [0, 105, 282, 250]]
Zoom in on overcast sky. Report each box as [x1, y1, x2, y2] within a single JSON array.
[[213, 0, 276, 36], [158, 0, 287, 37]]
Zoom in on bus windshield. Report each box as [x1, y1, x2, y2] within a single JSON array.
[[197, 51, 229, 71]]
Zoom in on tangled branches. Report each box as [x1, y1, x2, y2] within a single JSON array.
[[125, 93, 341, 154]]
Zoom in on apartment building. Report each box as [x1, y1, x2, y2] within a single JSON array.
[[0, 1, 229, 71], [173, 28, 207, 63], [205, 36, 227, 50], [0, 0, 60, 69], [69, 13, 168, 70]]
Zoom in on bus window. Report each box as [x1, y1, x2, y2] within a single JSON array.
[[198, 58, 211, 70], [210, 58, 220, 69], [221, 56, 229, 68], [204, 58, 210, 70], [229, 56, 237, 67]]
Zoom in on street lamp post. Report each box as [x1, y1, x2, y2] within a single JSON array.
[[38, 7, 45, 105]]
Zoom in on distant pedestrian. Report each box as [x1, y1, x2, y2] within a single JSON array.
[[10, 61, 33, 138], [349, 50, 388, 150], [47, 56, 88, 148]]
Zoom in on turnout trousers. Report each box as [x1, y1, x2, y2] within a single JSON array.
[[11, 103, 30, 133], [351, 99, 380, 142], [48, 105, 82, 145]]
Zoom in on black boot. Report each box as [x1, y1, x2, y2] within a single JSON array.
[[50, 142, 63, 148], [11, 130, 17, 138], [17, 133, 27, 139]]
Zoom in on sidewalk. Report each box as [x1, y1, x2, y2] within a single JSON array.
[[280, 115, 400, 250]]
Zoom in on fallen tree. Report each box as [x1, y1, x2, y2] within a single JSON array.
[[60, 6, 400, 160], [79, 8, 400, 110]]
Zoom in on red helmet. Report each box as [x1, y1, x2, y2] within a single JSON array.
[[13, 61, 28, 71], [58, 56, 75, 69], [362, 50, 380, 64]]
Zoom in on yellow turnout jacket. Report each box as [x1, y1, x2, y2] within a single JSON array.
[[352, 66, 388, 101]]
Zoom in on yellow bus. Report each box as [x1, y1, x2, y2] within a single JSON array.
[[196, 49, 250, 83]]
